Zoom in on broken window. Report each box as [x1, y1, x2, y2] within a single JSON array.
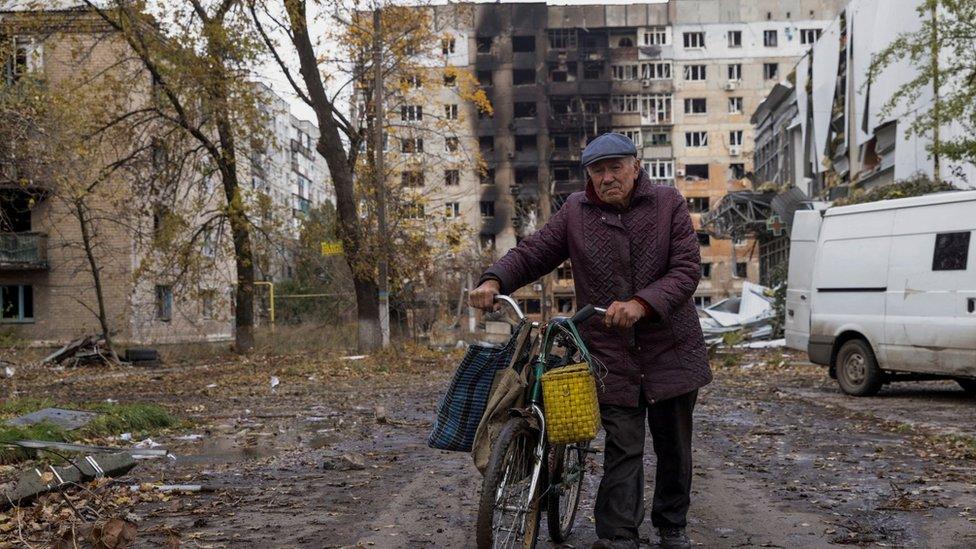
[[444, 202, 460, 218], [729, 163, 746, 179], [683, 64, 706, 81], [480, 201, 495, 218], [643, 27, 668, 46], [155, 285, 173, 321], [513, 69, 535, 86], [4, 36, 43, 84], [402, 201, 424, 220], [644, 160, 674, 181], [512, 36, 535, 52], [401, 171, 424, 187], [683, 32, 704, 49], [701, 263, 712, 278], [932, 231, 971, 271], [612, 95, 639, 113], [550, 99, 575, 115], [583, 99, 604, 114], [728, 30, 742, 48], [684, 98, 707, 114], [685, 131, 708, 147], [728, 63, 742, 81], [553, 167, 571, 181], [694, 295, 713, 308], [548, 62, 576, 82], [611, 64, 638, 81], [401, 137, 423, 153], [443, 73, 456, 86], [685, 163, 709, 180], [696, 232, 711, 247], [583, 62, 602, 80], [800, 28, 822, 45], [641, 62, 671, 80], [620, 130, 641, 146], [687, 197, 710, 213], [476, 36, 493, 53], [763, 63, 779, 80], [444, 104, 458, 120], [441, 36, 456, 55], [480, 169, 495, 185], [553, 135, 571, 150], [616, 36, 634, 48], [479, 233, 496, 250], [444, 170, 459, 186], [0, 285, 33, 322], [548, 29, 577, 49], [515, 135, 536, 151], [479, 136, 494, 152], [515, 168, 537, 184], [513, 102, 537, 118], [729, 130, 743, 146], [401, 105, 423, 121], [735, 262, 748, 278], [763, 29, 778, 47], [647, 132, 670, 146], [641, 94, 672, 124], [445, 137, 459, 152], [477, 70, 492, 86], [728, 97, 743, 114]]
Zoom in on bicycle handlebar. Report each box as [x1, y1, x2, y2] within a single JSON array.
[[570, 304, 607, 324], [492, 294, 525, 321]]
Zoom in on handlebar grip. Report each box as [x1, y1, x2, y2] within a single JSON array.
[[571, 304, 597, 324]]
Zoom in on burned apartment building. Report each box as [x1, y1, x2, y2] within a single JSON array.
[[400, 1, 846, 319]]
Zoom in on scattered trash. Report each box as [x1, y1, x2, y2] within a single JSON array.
[[270, 376, 280, 389], [2, 365, 14, 378], [128, 483, 213, 493], [119, 432, 133, 441], [206, 383, 218, 389], [700, 282, 778, 345], [174, 434, 204, 441], [105, 398, 118, 404], [735, 338, 787, 349], [133, 438, 162, 449], [6, 407, 101, 431], [341, 355, 367, 361], [322, 453, 366, 471], [1, 452, 137, 510]]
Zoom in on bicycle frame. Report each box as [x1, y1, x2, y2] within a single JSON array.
[[492, 296, 605, 518]]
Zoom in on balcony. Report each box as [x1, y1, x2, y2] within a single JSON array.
[[0, 232, 48, 270]]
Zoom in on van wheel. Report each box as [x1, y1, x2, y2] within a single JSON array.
[[956, 379, 976, 395], [835, 339, 883, 396]]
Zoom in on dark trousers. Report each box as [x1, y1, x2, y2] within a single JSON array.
[[594, 389, 698, 541]]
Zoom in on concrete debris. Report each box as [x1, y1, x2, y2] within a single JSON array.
[[700, 281, 779, 345], [2, 364, 14, 378], [14, 439, 169, 458], [6, 407, 101, 431], [42, 335, 116, 366], [0, 452, 137, 510]]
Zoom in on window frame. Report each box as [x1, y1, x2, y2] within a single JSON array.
[[932, 231, 971, 271]]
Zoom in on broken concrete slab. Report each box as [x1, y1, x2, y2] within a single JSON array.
[[6, 407, 102, 430], [1, 452, 136, 510], [13, 439, 169, 458]]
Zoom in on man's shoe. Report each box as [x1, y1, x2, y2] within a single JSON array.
[[658, 527, 691, 549], [591, 537, 638, 549]]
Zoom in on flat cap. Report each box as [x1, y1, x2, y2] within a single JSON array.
[[581, 132, 638, 168]]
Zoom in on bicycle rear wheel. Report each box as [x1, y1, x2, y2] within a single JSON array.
[[476, 417, 542, 549], [546, 443, 586, 543]]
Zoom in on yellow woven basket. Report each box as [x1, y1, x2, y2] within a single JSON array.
[[540, 363, 600, 445]]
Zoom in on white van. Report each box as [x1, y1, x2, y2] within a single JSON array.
[[786, 190, 976, 395]]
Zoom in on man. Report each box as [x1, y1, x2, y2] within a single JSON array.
[[469, 133, 712, 549]]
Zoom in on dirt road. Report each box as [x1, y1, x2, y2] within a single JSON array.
[[7, 348, 976, 547]]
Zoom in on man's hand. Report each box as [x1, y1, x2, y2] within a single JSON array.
[[469, 279, 501, 311], [604, 299, 646, 329]]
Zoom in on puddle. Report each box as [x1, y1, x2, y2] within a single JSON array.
[[175, 436, 279, 465]]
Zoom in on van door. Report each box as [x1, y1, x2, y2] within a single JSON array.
[[883, 202, 976, 375], [785, 211, 822, 352]]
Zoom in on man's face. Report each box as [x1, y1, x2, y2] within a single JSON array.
[[586, 157, 639, 208]]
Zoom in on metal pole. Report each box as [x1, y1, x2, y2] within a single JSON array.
[[931, 0, 941, 184], [373, 7, 390, 347]]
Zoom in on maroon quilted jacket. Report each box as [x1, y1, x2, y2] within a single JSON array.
[[481, 170, 712, 407]]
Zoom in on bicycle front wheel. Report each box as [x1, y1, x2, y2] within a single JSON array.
[[476, 417, 542, 549], [546, 443, 586, 543]]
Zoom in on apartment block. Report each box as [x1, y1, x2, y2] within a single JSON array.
[[0, 8, 236, 345], [393, 1, 846, 319]]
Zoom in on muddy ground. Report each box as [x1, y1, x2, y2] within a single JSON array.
[[3, 346, 976, 548]]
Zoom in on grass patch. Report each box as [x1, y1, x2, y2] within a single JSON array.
[[0, 400, 179, 464]]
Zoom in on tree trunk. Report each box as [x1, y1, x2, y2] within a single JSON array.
[[75, 199, 117, 360], [285, 0, 380, 352]]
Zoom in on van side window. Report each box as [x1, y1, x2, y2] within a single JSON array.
[[932, 231, 971, 271]]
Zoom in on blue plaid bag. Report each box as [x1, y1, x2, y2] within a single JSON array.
[[428, 325, 524, 452]]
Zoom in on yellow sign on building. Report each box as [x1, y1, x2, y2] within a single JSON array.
[[321, 240, 344, 256]]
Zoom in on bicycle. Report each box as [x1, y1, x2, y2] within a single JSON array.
[[476, 295, 606, 549]]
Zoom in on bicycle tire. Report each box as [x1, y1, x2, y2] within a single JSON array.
[[546, 443, 586, 543], [476, 417, 542, 549]]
